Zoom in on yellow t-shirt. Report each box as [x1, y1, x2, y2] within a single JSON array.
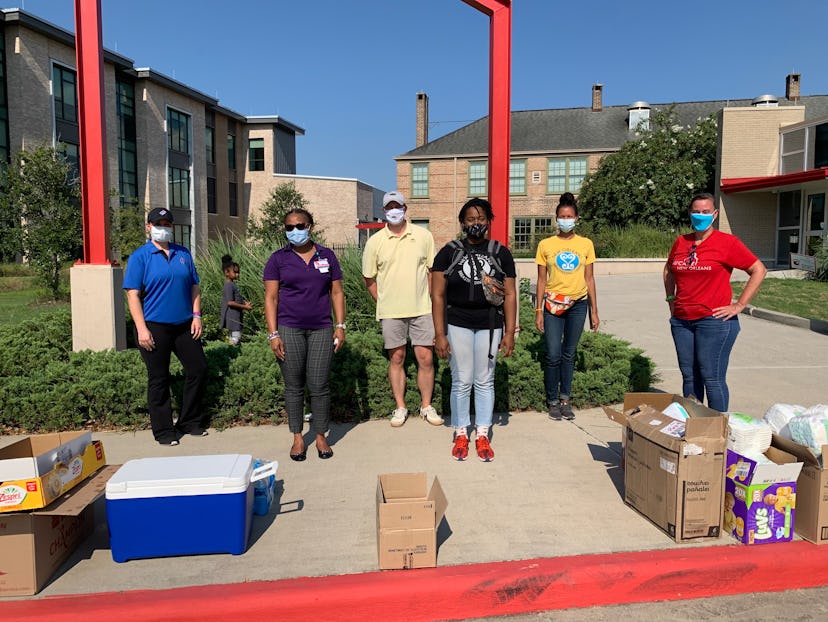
[[535, 234, 595, 299], [362, 222, 435, 319]]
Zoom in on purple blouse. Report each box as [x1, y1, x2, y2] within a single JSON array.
[[263, 244, 343, 329]]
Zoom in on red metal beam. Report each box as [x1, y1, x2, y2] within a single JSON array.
[[461, 0, 511, 246], [74, 0, 110, 264], [721, 167, 828, 194]]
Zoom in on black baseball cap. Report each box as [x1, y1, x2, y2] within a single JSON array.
[[147, 208, 174, 224]]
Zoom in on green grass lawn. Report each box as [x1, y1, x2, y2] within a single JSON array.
[[0, 275, 69, 324], [733, 278, 828, 321]]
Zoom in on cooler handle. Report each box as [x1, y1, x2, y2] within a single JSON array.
[[250, 461, 278, 483]]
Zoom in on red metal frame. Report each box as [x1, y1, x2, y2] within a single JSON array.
[[461, 0, 512, 246], [74, 0, 110, 264], [721, 167, 828, 194]]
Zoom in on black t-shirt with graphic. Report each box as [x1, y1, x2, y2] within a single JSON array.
[[432, 240, 516, 330]]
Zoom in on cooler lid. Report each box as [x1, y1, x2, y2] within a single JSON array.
[[105, 454, 253, 500]]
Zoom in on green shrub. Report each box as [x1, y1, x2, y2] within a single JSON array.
[[813, 236, 828, 282]]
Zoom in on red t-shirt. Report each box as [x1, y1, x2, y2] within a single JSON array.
[[668, 230, 758, 320]]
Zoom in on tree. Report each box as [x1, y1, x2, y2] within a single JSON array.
[[246, 182, 309, 246], [109, 191, 147, 262], [578, 108, 718, 229], [0, 145, 82, 299]]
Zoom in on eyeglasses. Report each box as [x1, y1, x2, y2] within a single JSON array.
[[684, 244, 697, 266], [285, 223, 309, 231]]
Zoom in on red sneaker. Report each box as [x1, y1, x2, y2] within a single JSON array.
[[452, 435, 469, 461], [476, 436, 495, 462]]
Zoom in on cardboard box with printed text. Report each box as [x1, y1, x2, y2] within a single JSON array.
[[771, 434, 828, 544], [376, 472, 448, 569]]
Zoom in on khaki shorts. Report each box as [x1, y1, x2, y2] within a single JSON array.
[[381, 315, 435, 349]]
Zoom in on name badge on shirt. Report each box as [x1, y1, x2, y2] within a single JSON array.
[[314, 258, 330, 273]]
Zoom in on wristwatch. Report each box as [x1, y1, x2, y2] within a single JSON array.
[[335, 323, 347, 330]]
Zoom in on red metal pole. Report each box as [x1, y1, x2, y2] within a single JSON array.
[[74, 0, 110, 264], [461, 0, 511, 246]]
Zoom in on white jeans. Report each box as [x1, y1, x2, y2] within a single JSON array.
[[447, 324, 501, 430]]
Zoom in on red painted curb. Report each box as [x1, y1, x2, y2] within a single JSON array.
[[5, 542, 828, 621]]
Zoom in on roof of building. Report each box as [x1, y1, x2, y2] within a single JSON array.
[[397, 95, 828, 160]]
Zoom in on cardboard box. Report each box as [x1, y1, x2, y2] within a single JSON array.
[[0, 432, 106, 513], [376, 472, 448, 569], [604, 393, 683, 470], [0, 465, 118, 596], [724, 448, 803, 544], [772, 434, 828, 544], [605, 394, 728, 542]]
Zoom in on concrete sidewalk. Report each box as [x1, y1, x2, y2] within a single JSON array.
[[2, 272, 826, 601]]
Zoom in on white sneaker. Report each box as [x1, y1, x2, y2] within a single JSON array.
[[390, 408, 408, 427], [420, 405, 444, 426]]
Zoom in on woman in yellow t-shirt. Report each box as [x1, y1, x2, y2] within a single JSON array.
[[534, 192, 600, 420]]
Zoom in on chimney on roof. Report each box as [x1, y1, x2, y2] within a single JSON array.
[[416, 92, 429, 147], [592, 83, 603, 112], [786, 73, 801, 102]]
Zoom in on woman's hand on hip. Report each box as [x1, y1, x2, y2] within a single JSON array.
[[190, 317, 203, 340], [712, 302, 744, 321]]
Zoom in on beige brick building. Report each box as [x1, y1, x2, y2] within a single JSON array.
[[397, 84, 828, 265]]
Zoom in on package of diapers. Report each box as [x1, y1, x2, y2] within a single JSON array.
[[763, 403, 806, 439], [788, 410, 828, 458], [727, 412, 772, 455]]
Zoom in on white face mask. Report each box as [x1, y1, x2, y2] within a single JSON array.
[[150, 225, 173, 243], [385, 208, 406, 225]]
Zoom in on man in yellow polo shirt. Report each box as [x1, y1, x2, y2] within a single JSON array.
[[363, 191, 443, 428]]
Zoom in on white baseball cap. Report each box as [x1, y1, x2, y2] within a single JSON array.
[[382, 191, 406, 208]]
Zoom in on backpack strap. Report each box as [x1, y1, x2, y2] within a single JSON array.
[[485, 239, 505, 276], [442, 240, 466, 278]]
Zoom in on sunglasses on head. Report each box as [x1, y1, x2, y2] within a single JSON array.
[[285, 223, 309, 231]]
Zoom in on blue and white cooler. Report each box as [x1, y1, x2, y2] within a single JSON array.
[[106, 454, 277, 562]]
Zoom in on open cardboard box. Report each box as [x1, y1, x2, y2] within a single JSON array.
[[771, 434, 828, 544], [376, 472, 447, 569], [0, 432, 107, 513], [725, 447, 803, 544], [0, 464, 118, 596], [605, 393, 728, 542]]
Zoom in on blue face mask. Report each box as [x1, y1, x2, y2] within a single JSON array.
[[557, 218, 576, 233], [286, 228, 310, 246], [690, 212, 716, 232]]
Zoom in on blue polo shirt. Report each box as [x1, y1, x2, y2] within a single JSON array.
[[124, 241, 200, 325]]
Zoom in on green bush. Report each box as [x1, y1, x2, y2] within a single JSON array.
[[813, 236, 828, 282]]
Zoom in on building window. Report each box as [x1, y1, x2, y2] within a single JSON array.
[[547, 157, 587, 194], [173, 224, 191, 249], [205, 127, 215, 165], [167, 109, 190, 154], [116, 79, 138, 205], [510, 159, 526, 194], [411, 219, 430, 230], [512, 217, 554, 250], [227, 133, 236, 170], [249, 138, 264, 171], [411, 163, 429, 197], [229, 182, 238, 217], [469, 161, 487, 196], [207, 177, 217, 214], [52, 65, 77, 123], [57, 142, 80, 181], [169, 166, 190, 208], [816, 123, 828, 169]]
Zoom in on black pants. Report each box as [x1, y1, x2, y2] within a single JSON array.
[[138, 321, 208, 442]]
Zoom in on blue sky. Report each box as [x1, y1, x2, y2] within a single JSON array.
[[7, 0, 828, 191]]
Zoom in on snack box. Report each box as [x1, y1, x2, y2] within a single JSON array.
[[376, 472, 448, 569], [724, 448, 803, 544], [0, 432, 107, 513], [105, 454, 277, 562]]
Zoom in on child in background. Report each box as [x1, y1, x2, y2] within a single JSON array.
[[221, 254, 252, 345]]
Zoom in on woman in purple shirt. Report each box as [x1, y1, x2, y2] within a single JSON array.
[[264, 208, 346, 461]]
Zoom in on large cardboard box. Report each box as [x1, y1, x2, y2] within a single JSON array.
[[604, 393, 682, 470], [606, 395, 728, 542], [724, 448, 803, 544], [0, 465, 117, 596], [376, 472, 448, 569], [0, 432, 107, 513], [771, 434, 828, 544]]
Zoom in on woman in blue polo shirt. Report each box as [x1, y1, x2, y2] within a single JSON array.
[[124, 208, 208, 446], [264, 208, 346, 461]]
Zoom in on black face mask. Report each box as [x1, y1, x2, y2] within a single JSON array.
[[463, 223, 488, 239]]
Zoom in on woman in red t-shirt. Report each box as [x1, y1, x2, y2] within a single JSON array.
[[664, 193, 767, 411]]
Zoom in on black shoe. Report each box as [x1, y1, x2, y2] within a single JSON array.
[[176, 426, 208, 437], [317, 448, 334, 459], [560, 402, 575, 420], [548, 403, 562, 420], [158, 438, 180, 446], [290, 449, 307, 462]]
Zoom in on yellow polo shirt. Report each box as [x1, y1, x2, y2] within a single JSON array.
[[362, 222, 435, 319], [535, 234, 595, 299]]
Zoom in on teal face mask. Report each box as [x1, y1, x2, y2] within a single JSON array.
[[690, 212, 715, 231]]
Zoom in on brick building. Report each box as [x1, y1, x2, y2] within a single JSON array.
[[396, 82, 828, 264]]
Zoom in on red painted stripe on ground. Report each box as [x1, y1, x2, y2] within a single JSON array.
[[5, 542, 828, 622]]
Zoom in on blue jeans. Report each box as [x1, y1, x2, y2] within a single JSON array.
[[447, 324, 502, 430], [542, 298, 588, 404], [669, 316, 740, 412]]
